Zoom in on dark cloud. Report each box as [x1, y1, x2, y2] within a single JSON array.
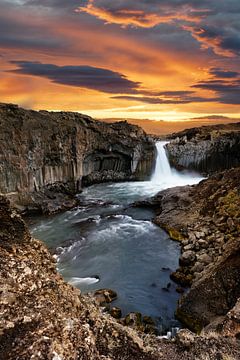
[[192, 80, 240, 92], [185, 24, 240, 57], [24, 0, 82, 9], [192, 79, 240, 104], [154, 90, 195, 96], [79, 0, 240, 58], [8, 61, 141, 94], [112, 94, 215, 105], [0, 5, 67, 51], [209, 67, 239, 78]]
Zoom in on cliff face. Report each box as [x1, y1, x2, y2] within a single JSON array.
[[166, 123, 240, 174], [136, 168, 240, 334], [0, 103, 155, 213], [1, 196, 240, 360]]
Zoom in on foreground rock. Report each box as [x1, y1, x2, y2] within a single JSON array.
[[0, 103, 155, 214], [136, 168, 240, 334], [1, 196, 240, 359], [166, 122, 240, 174]]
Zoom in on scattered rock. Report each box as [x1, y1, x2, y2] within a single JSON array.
[[110, 307, 122, 319], [94, 289, 117, 305], [179, 251, 196, 266], [175, 329, 196, 349]]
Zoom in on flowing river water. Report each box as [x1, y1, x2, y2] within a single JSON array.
[[29, 142, 203, 332]]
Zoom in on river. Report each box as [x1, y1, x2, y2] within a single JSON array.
[[29, 141, 203, 332]]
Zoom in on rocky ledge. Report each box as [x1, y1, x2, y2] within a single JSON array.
[[0, 103, 155, 215], [1, 196, 240, 359], [135, 167, 240, 335], [166, 122, 240, 174]]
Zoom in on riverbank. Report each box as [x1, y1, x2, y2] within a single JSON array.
[[135, 167, 240, 334], [1, 195, 240, 359]]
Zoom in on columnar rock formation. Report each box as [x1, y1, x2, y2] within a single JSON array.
[[0, 103, 155, 213], [166, 123, 240, 174]]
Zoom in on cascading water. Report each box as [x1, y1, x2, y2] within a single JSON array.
[[29, 140, 204, 333], [151, 141, 172, 182]]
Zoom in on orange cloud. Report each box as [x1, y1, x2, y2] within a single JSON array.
[[183, 26, 238, 58], [77, 1, 205, 28]]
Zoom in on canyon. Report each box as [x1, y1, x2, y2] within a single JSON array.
[[0, 104, 240, 359], [166, 122, 240, 174], [0, 103, 154, 214]]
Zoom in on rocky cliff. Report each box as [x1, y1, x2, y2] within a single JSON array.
[[1, 195, 240, 359], [0, 103, 155, 214], [135, 168, 240, 335], [166, 123, 240, 174]]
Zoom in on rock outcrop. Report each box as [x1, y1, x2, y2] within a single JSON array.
[[166, 122, 240, 174], [0, 103, 155, 214], [1, 195, 240, 359], [135, 168, 240, 334]]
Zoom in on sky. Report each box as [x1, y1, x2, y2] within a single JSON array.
[[0, 0, 240, 121]]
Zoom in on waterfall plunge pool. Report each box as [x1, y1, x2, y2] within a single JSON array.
[[29, 142, 203, 332]]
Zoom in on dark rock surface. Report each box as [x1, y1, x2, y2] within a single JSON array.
[[166, 122, 240, 174], [1, 196, 240, 359], [136, 168, 240, 334], [0, 103, 155, 214]]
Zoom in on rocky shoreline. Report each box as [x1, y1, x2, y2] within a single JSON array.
[[1, 105, 240, 358], [135, 167, 240, 334], [1, 195, 240, 359]]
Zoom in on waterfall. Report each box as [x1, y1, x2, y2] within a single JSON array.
[[151, 141, 172, 182]]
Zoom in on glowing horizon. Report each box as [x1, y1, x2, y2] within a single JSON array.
[[0, 1, 239, 121]]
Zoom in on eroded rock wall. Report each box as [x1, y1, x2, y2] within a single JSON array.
[[0, 103, 155, 213], [1, 196, 240, 359], [136, 168, 240, 334], [166, 123, 240, 174]]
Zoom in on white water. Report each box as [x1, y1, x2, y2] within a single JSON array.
[[151, 141, 172, 182], [148, 141, 203, 190], [29, 141, 204, 332], [80, 142, 203, 205]]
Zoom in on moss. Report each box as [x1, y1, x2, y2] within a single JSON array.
[[175, 308, 204, 334], [217, 189, 240, 219], [161, 224, 186, 242], [170, 271, 193, 287]]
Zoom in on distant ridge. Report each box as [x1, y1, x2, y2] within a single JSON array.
[[99, 116, 240, 135]]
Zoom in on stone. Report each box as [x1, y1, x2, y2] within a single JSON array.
[[197, 254, 212, 265], [110, 307, 122, 319], [179, 250, 196, 266], [176, 287, 185, 294], [143, 316, 155, 326], [175, 329, 196, 349], [191, 262, 204, 273], [198, 239, 208, 248], [183, 244, 194, 251], [94, 289, 117, 304], [170, 271, 193, 287], [124, 312, 142, 328]]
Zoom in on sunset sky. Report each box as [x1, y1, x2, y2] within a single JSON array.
[[0, 0, 240, 121]]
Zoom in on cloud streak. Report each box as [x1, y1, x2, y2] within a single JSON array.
[[9, 61, 141, 94], [79, 0, 240, 58], [78, 0, 209, 28]]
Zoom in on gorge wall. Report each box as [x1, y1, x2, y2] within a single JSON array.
[[0, 103, 155, 213], [1, 195, 240, 359], [136, 167, 240, 335], [166, 122, 240, 174]]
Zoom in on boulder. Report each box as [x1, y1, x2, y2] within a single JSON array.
[[179, 251, 196, 266]]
